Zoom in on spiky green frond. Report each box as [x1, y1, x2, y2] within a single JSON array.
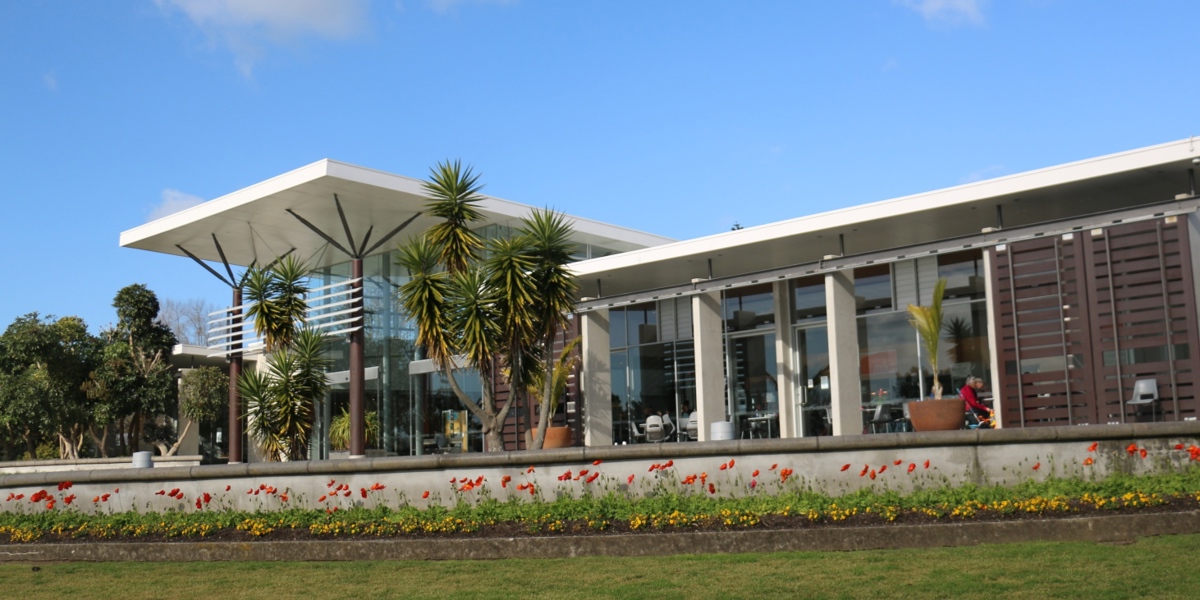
[[243, 255, 310, 352], [520, 209, 578, 339], [395, 236, 454, 366], [448, 268, 503, 378], [423, 160, 485, 274]]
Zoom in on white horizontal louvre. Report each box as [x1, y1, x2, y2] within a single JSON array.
[[659, 298, 677, 342], [894, 259, 917, 309]]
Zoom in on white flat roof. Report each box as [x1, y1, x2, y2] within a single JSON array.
[[572, 137, 1200, 297], [121, 159, 674, 268]]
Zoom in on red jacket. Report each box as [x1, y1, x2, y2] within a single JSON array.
[[961, 385, 990, 413]]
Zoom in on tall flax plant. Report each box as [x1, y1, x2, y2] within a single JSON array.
[[243, 255, 310, 352], [523, 210, 578, 450], [907, 278, 948, 400]]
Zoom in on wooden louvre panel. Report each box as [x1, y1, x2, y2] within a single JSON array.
[[989, 216, 1200, 427]]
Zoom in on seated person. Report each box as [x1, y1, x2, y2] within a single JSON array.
[[961, 376, 993, 428]]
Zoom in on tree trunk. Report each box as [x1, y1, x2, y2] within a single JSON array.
[[89, 423, 110, 458], [530, 339, 555, 450], [160, 421, 190, 457]]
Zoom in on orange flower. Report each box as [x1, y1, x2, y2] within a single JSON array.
[[1087, 442, 1099, 452], [752, 469, 760, 477], [869, 470, 876, 480], [719, 463, 728, 471], [700, 472, 708, 485], [593, 460, 603, 466], [422, 491, 430, 499], [1033, 462, 1041, 471], [769, 463, 778, 471], [527, 484, 536, 496], [501, 475, 512, 488], [1140, 448, 1148, 459], [907, 463, 916, 474], [1126, 443, 1138, 455], [923, 460, 930, 469], [1083, 457, 1095, 466], [92, 496, 100, 503], [840, 464, 850, 472], [893, 460, 902, 466], [627, 474, 635, 484], [280, 494, 288, 502], [526, 466, 536, 473], [318, 495, 327, 502]]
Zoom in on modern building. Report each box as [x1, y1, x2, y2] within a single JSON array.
[[122, 138, 1200, 460], [120, 159, 672, 461]]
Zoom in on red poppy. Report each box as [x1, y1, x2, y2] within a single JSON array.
[[859, 465, 869, 477], [1126, 443, 1138, 455], [586, 472, 600, 484], [869, 470, 876, 480], [360, 488, 368, 498], [1087, 442, 1099, 452], [195, 498, 202, 509], [225, 485, 232, 492], [1140, 448, 1148, 459], [752, 469, 760, 477], [728, 459, 735, 468], [1175, 444, 1186, 450], [450, 477, 457, 484], [664, 460, 674, 468], [421, 491, 430, 499], [12, 494, 22, 501], [280, 494, 288, 502], [879, 465, 887, 474], [113, 488, 119, 493], [707, 483, 716, 495], [719, 463, 727, 471], [501, 475, 512, 488], [1083, 457, 1095, 466], [101, 493, 110, 502], [907, 463, 916, 474], [318, 495, 327, 502], [474, 476, 484, 486], [254, 490, 260, 496], [593, 460, 603, 466], [527, 485, 536, 496], [769, 463, 778, 471], [155, 490, 166, 496], [1033, 462, 1041, 471], [526, 466, 536, 473], [579, 469, 589, 477], [648, 464, 658, 472], [342, 490, 351, 497], [63, 495, 75, 505], [700, 472, 708, 485], [893, 459, 902, 466], [923, 460, 930, 469], [750, 479, 758, 489], [627, 474, 635, 484], [327, 479, 336, 488], [203, 493, 212, 504]]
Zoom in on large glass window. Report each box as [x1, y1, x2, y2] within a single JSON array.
[[791, 276, 826, 322], [723, 284, 775, 332], [939, 249, 986, 300], [854, 265, 892, 314], [610, 302, 694, 444], [728, 333, 779, 439]]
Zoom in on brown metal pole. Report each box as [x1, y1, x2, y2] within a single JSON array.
[[349, 258, 365, 458], [228, 286, 243, 464]]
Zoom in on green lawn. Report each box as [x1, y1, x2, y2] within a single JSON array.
[[1, 534, 1197, 599]]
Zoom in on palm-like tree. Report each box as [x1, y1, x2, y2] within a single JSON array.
[[522, 209, 578, 450], [908, 278, 948, 399], [244, 255, 310, 352], [239, 328, 329, 461], [423, 160, 485, 275]]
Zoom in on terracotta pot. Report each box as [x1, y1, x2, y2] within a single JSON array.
[[906, 399, 965, 432], [532, 426, 574, 449]]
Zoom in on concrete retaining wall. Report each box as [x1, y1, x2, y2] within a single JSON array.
[[0, 423, 1197, 515], [0, 456, 202, 475], [0, 510, 1195, 562]]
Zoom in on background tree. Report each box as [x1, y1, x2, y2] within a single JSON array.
[[147, 365, 229, 456], [85, 284, 178, 456], [159, 298, 218, 346], [0, 313, 101, 459]]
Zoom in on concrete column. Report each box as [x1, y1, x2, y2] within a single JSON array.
[[982, 248, 1005, 429], [580, 309, 612, 447], [772, 281, 796, 437], [693, 291, 726, 441], [825, 270, 862, 436]]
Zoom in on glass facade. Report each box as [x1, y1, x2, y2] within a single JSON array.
[[609, 301, 695, 444], [723, 284, 779, 439]]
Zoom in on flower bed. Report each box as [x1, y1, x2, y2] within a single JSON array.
[[1, 441, 1198, 544]]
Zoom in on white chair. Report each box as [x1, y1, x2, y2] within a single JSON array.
[[1128, 379, 1160, 421], [661, 413, 677, 440], [684, 414, 699, 441], [629, 420, 647, 443], [645, 415, 668, 443]]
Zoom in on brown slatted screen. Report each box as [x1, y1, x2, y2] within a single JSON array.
[[491, 318, 582, 450], [989, 216, 1200, 427]]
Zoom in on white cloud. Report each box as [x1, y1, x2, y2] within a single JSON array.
[[42, 73, 58, 91], [960, 164, 1006, 184], [149, 189, 206, 222], [426, 0, 516, 14], [155, 0, 370, 77], [896, 0, 986, 27]]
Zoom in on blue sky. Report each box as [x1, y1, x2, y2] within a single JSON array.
[[2, 0, 1199, 331]]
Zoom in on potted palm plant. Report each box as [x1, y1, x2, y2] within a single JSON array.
[[528, 336, 581, 449], [905, 278, 965, 431]]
